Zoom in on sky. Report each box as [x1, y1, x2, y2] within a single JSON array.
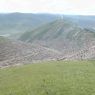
[[0, 0, 95, 15]]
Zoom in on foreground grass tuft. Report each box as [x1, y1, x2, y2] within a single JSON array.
[[0, 60, 95, 95]]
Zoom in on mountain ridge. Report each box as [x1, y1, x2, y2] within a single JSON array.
[[20, 19, 95, 55]]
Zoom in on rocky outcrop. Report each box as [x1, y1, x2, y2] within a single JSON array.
[[0, 37, 62, 67]]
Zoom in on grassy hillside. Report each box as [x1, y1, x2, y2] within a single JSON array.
[[0, 60, 95, 95]]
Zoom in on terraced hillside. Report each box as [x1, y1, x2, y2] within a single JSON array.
[[20, 19, 95, 54], [0, 36, 62, 68]]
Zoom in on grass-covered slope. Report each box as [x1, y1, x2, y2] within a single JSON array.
[[20, 19, 95, 53], [0, 60, 95, 95]]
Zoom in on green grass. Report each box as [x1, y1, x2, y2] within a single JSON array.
[[0, 60, 95, 95]]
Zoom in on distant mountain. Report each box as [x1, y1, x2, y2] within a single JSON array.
[[0, 13, 58, 37], [0, 36, 62, 67], [0, 13, 95, 38], [20, 18, 95, 55], [63, 15, 95, 29]]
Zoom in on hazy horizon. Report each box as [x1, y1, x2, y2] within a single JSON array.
[[0, 0, 95, 15], [0, 11, 95, 15]]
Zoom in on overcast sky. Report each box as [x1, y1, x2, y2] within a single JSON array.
[[0, 0, 95, 15]]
